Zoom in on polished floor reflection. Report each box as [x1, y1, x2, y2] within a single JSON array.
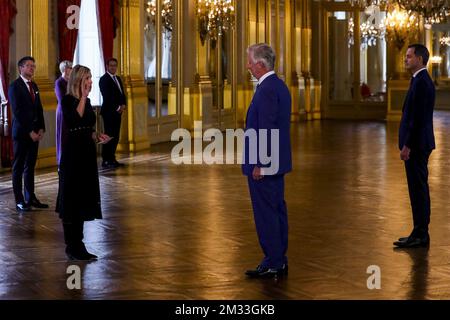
[[2, 111, 450, 299]]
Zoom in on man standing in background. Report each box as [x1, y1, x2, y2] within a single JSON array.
[[9, 56, 48, 212], [55, 60, 73, 166], [99, 58, 126, 168]]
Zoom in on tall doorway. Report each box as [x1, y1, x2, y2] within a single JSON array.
[[322, 2, 387, 119]]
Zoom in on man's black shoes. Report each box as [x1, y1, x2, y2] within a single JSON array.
[[102, 160, 124, 168], [245, 264, 288, 278], [113, 160, 124, 167], [16, 202, 31, 212], [393, 236, 430, 248], [101, 161, 114, 168], [16, 198, 48, 212], [28, 198, 49, 209]]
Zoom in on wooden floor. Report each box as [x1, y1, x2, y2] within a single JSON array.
[[2, 111, 450, 300]]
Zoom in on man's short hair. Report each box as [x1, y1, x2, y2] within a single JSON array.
[[247, 43, 276, 71], [408, 44, 430, 66], [59, 60, 73, 74], [106, 58, 118, 66], [18, 56, 35, 68]]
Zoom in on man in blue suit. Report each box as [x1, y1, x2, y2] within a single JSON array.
[[394, 44, 435, 248], [99, 58, 127, 168], [9, 56, 48, 212], [243, 43, 292, 278]]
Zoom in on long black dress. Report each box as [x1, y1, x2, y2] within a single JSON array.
[[56, 95, 102, 223]]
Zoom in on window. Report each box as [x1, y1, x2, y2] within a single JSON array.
[[73, 0, 105, 106]]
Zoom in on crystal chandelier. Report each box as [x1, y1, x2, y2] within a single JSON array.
[[440, 35, 450, 46], [146, 0, 173, 33], [350, 0, 450, 27], [395, 0, 449, 27], [430, 55, 443, 63], [349, 0, 389, 7], [348, 18, 386, 49], [196, 0, 235, 44], [348, 5, 386, 50], [384, 4, 419, 50]]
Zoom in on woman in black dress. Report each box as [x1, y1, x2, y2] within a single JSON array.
[[56, 65, 110, 260]]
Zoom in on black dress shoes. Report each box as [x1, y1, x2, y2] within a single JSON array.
[[113, 160, 124, 167], [101, 161, 113, 168], [245, 264, 288, 278], [85, 252, 98, 260], [393, 237, 430, 248], [102, 161, 121, 168], [28, 198, 49, 209], [16, 202, 31, 212]]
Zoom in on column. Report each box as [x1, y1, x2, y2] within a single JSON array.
[[30, 0, 58, 168], [196, 28, 213, 128], [292, 0, 302, 121], [300, 0, 320, 120], [118, 0, 150, 152]]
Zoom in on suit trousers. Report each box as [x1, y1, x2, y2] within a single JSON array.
[[12, 137, 39, 203], [405, 149, 432, 239], [248, 174, 288, 269], [101, 112, 122, 162]]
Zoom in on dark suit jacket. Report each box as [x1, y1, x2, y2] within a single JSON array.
[[99, 73, 126, 115], [399, 69, 435, 151], [242, 73, 292, 176], [8, 77, 45, 140]]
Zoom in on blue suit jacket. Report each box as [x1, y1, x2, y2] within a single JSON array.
[[99, 73, 126, 116], [399, 69, 435, 151], [242, 73, 292, 176], [9, 78, 46, 140]]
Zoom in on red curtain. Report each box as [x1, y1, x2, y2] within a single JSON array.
[[97, 0, 120, 64], [0, 0, 17, 168], [57, 0, 81, 62]]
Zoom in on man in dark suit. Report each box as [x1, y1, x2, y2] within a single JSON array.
[[99, 58, 126, 168], [243, 43, 292, 278], [9, 56, 48, 212], [394, 44, 435, 248]]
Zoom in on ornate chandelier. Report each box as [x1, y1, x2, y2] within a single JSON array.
[[196, 0, 235, 44], [348, 5, 386, 49], [348, 18, 386, 49], [384, 4, 419, 50], [349, 0, 389, 7], [350, 0, 450, 27], [146, 0, 173, 33], [440, 35, 450, 46], [395, 0, 449, 27]]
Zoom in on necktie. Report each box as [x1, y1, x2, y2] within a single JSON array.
[[113, 76, 122, 93], [27, 81, 35, 103]]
